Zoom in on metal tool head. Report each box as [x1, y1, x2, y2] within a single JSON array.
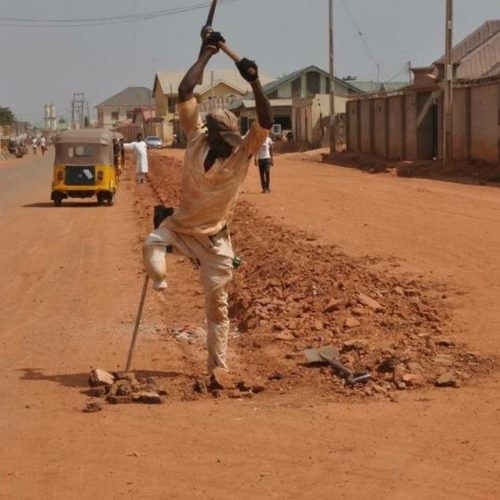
[[346, 372, 372, 386], [303, 345, 339, 364]]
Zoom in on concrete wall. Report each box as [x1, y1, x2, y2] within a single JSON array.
[[470, 83, 499, 163], [373, 99, 387, 157], [452, 88, 468, 161], [360, 99, 372, 154], [388, 97, 403, 159], [346, 79, 500, 163], [347, 101, 359, 152], [405, 93, 418, 160]]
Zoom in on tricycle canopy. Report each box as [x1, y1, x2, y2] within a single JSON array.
[[54, 129, 122, 165]]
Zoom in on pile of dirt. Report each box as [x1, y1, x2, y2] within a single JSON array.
[[145, 152, 493, 399], [323, 151, 500, 185]]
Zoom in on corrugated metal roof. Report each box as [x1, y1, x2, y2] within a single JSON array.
[[262, 65, 361, 96], [96, 87, 153, 108], [435, 20, 500, 80], [154, 69, 275, 97], [228, 98, 293, 111], [347, 81, 409, 94], [55, 128, 121, 144]]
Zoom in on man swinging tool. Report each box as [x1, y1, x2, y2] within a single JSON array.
[[142, 30, 273, 381]]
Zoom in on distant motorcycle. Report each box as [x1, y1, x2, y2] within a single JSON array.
[[7, 140, 27, 158]]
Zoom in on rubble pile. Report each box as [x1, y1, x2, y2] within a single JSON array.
[[146, 154, 493, 398], [83, 369, 167, 411]]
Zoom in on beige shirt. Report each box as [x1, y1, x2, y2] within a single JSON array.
[[165, 97, 269, 236]]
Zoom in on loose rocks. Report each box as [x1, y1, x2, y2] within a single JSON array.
[[89, 369, 115, 387], [86, 370, 166, 406]]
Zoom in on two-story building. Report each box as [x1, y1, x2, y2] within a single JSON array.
[[95, 87, 155, 130], [152, 69, 275, 144], [229, 65, 362, 148]]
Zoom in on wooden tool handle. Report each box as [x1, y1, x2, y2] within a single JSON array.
[[218, 42, 241, 63], [219, 42, 257, 77]]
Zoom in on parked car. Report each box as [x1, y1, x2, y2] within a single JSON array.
[[145, 136, 162, 148]]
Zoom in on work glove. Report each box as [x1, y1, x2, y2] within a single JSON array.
[[203, 31, 226, 52], [236, 58, 259, 82]]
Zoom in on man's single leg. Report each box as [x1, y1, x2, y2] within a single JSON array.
[[205, 284, 230, 373], [143, 226, 199, 290], [198, 233, 234, 374], [264, 160, 271, 192], [143, 226, 175, 290], [258, 160, 266, 193]]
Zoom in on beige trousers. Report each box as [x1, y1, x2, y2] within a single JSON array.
[[143, 226, 234, 374]]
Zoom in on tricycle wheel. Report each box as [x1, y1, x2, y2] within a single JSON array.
[[96, 193, 105, 206], [107, 192, 115, 206], [53, 193, 63, 207]]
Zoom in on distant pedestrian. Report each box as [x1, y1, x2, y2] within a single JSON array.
[[40, 136, 47, 156], [31, 137, 38, 155], [256, 133, 273, 193], [123, 133, 148, 183]]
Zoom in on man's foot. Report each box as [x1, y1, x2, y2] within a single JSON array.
[[262, 189, 266, 194], [153, 279, 168, 291], [266, 188, 271, 193]]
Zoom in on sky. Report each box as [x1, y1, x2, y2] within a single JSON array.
[[0, 0, 499, 125]]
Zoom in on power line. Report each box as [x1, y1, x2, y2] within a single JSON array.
[[0, 0, 238, 28], [340, 0, 382, 79]]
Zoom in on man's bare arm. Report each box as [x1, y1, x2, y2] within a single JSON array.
[[178, 48, 215, 103], [250, 80, 273, 130]]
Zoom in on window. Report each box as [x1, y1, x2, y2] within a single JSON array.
[[68, 145, 95, 158], [126, 110, 135, 119], [167, 96, 177, 113], [291, 78, 302, 98], [111, 111, 119, 121], [307, 72, 321, 95]]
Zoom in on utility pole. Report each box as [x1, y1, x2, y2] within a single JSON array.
[[443, 0, 454, 165], [328, 0, 336, 155], [71, 92, 86, 129]]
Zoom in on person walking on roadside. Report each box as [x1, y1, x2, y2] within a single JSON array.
[[142, 30, 273, 382], [40, 136, 47, 156], [31, 137, 38, 155], [256, 133, 273, 193], [123, 133, 148, 183]]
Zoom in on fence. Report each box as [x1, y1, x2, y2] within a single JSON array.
[[346, 77, 500, 163]]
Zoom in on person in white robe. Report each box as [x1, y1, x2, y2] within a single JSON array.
[[123, 133, 148, 183]]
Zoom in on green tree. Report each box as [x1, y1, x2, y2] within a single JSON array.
[[0, 106, 15, 126]]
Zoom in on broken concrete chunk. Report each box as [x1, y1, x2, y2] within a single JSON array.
[[357, 293, 384, 312], [433, 354, 454, 367], [87, 386, 107, 398], [436, 338, 455, 347], [344, 317, 361, 329], [351, 307, 365, 317], [89, 369, 115, 387], [133, 392, 164, 404], [402, 373, 425, 387], [211, 367, 234, 390], [228, 390, 254, 399], [435, 373, 460, 388], [342, 338, 369, 351], [273, 331, 295, 342], [324, 299, 343, 313], [113, 371, 137, 383], [107, 395, 134, 404]]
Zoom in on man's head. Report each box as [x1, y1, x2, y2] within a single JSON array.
[[137, 133, 144, 142], [205, 109, 242, 159]]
